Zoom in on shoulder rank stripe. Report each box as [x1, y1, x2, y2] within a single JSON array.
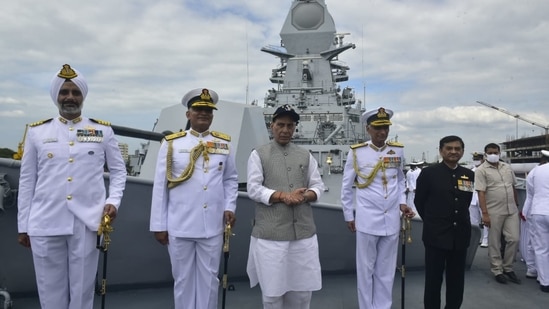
[[211, 131, 231, 141], [29, 118, 53, 127], [350, 142, 368, 149], [387, 141, 404, 147], [164, 131, 187, 141], [90, 118, 111, 126]]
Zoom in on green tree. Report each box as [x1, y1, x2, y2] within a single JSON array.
[[0, 148, 16, 158]]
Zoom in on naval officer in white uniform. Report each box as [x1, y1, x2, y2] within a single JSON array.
[[522, 150, 549, 292], [405, 161, 422, 216], [17, 64, 127, 309], [150, 88, 238, 309], [341, 107, 415, 309]]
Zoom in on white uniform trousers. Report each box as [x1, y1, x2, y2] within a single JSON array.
[[168, 234, 223, 309], [30, 218, 99, 309], [487, 212, 520, 275], [356, 231, 399, 309], [481, 226, 489, 246], [406, 192, 418, 217], [519, 219, 536, 274], [531, 215, 549, 286]]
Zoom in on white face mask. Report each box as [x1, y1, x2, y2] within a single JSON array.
[[472, 160, 481, 166], [486, 154, 500, 163]]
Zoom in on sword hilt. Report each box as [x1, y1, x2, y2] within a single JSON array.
[[97, 214, 113, 251], [223, 223, 232, 253]]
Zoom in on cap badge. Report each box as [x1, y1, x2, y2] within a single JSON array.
[[377, 108, 388, 119], [200, 89, 212, 102], [282, 104, 293, 111], [57, 64, 78, 79]]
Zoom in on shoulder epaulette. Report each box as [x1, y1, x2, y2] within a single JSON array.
[[350, 142, 368, 149], [90, 118, 111, 126], [211, 131, 231, 141], [387, 141, 404, 147], [29, 118, 53, 127], [164, 131, 187, 141]]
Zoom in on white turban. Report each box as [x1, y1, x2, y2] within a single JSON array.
[[50, 64, 88, 106]]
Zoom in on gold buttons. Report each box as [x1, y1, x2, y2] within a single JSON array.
[[67, 177, 72, 182], [68, 158, 74, 163], [67, 195, 72, 200], [69, 141, 74, 146]]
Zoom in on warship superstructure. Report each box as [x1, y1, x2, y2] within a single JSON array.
[[259, 0, 365, 204]]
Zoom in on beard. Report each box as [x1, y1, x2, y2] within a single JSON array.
[[59, 102, 82, 116]]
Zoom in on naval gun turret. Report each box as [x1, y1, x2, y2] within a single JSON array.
[[260, 0, 365, 183]]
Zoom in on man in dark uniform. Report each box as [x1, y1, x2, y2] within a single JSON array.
[[415, 135, 475, 309]]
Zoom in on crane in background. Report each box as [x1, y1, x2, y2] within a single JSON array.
[[476, 101, 549, 172], [476, 101, 549, 136]]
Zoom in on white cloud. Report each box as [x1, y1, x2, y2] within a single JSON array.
[[1, 0, 548, 163]]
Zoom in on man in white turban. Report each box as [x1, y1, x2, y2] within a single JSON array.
[[17, 64, 127, 309]]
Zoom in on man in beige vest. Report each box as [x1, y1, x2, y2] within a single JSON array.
[[246, 104, 325, 309]]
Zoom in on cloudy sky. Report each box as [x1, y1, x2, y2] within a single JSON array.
[[1, 0, 548, 163]]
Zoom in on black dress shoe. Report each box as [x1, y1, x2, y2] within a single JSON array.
[[495, 274, 507, 284], [504, 271, 521, 284], [541, 285, 549, 293]]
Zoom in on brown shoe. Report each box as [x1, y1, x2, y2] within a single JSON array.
[[504, 271, 521, 284]]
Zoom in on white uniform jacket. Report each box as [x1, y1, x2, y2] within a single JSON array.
[[524, 163, 549, 217], [150, 130, 238, 238], [18, 116, 127, 235], [341, 141, 407, 236]]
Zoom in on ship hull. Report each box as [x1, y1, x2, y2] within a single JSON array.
[[1, 158, 481, 295]]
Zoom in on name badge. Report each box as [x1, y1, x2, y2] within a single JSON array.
[[42, 138, 58, 143]]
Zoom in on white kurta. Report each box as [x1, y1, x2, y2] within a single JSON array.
[[246, 149, 324, 297]]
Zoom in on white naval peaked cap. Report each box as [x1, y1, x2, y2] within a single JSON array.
[[181, 88, 219, 110], [361, 107, 393, 126], [541, 150, 549, 157]]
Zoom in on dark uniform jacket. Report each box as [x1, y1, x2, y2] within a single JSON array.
[[415, 163, 474, 250]]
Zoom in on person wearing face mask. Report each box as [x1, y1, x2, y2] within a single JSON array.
[[17, 64, 127, 309], [474, 143, 521, 285]]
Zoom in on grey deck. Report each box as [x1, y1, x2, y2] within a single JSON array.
[[8, 246, 546, 309]]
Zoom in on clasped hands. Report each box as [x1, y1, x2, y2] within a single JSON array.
[[277, 188, 308, 206]]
